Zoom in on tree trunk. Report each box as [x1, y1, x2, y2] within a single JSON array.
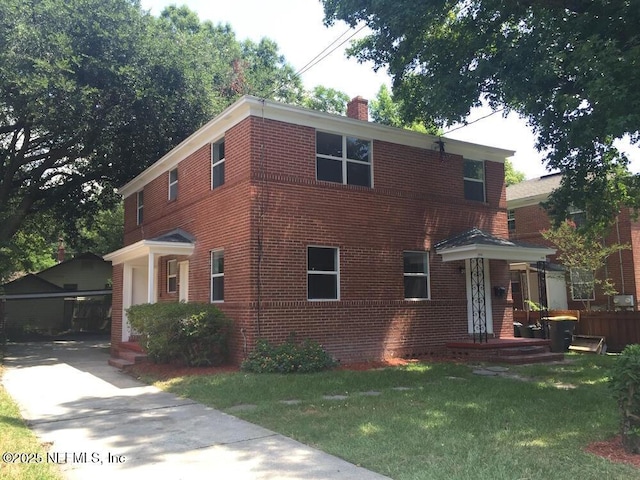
[[621, 417, 640, 454]]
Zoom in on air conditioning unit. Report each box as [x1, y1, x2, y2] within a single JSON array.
[[613, 295, 634, 310]]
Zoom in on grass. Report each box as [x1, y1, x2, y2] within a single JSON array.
[[0, 366, 62, 480], [146, 353, 640, 480]]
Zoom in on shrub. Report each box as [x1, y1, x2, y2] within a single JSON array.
[[126, 302, 232, 367], [609, 344, 640, 454], [241, 336, 338, 373]]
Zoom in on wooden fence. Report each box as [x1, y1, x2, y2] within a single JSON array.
[[513, 310, 640, 352]]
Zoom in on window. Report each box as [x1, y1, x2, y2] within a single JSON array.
[[168, 168, 178, 200], [136, 190, 144, 225], [403, 251, 430, 300], [569, 207, 586, 228], [167, 260, 177, 293], [316, 131, 371, 187], [570, 268, 595, 301], [210, 250, 224, 302], [507, 209, 515, 232], [212, 140, 225, 189], [463, 159, 485, 202], [307, 246, 339, 300]]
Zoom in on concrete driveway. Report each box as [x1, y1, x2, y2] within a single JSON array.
[[2, 338, 389, 479]]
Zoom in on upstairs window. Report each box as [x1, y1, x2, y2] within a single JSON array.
[[167, 259, 177, 293], [212, 140, 225, 189], [570, 268, 595, 301], [316, 131, 371, 187], [403, 251, 430, 300], [463, 159, 485, 202], [168, 168, 178, 201], [507, 209, 515, 232], [307, 246, 339, 300], [136, 190, 144, 225]]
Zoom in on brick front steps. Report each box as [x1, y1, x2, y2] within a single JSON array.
[[446, 338, 564, 364], [108, 342, 147, 369]]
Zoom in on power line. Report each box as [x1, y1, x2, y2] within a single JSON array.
[[443, 107, 507, 135]]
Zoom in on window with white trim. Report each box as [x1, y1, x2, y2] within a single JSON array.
[[507, 209, 515, 232], [212, 139, 225, 189], [403, 251, 430, 300], [316, 131, 371, 187], [210, 250, 224, 302], [463, 159, 485, 202], [168, 168, 178, 200], [136, 190, 144, 225], [307, 246, 339, 300], [167, 259, 177, 293], [570, 268, 595, 301]]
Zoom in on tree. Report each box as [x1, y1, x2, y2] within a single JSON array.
[[322, 0, 640, 230], [542, 220, 629, 310], [302, 86, 350, 115], [0, 1, 302, 278], [369, 85, 439, 134], [505, 160, 525, 186]]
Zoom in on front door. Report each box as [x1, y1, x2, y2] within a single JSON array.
[[466, 258, 493, 338]]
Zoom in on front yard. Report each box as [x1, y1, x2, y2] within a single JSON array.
[[138, 354, 639, 480]]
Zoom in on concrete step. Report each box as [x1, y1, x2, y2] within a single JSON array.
[[117, 348, 147, 364], [490, 352, 564, 365], [496, 345, 549, 356], [108, 357, 134, 369]]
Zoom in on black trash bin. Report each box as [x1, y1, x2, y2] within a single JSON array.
[[513, 322, 523, 337], [547, 316, 578, 352]]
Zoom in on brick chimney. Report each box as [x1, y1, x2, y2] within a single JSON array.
[[57, 237, 65, 263], [346, 96, 369, 121]]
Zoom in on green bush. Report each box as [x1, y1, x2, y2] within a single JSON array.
[[609, 343, 640, 454], [241, 336, 338, 373], [126, 302, 232, 367]]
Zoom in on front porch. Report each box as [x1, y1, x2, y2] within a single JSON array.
[[446, 337, 564, 364]]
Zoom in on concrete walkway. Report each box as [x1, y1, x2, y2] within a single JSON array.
[[2, 339, 389, 480]]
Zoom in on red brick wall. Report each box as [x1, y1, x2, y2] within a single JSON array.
[[117, 114, 511, 363]]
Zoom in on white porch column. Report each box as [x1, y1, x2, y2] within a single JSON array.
[[147, 252, 155, 304]]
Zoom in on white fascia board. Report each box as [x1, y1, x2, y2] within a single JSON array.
[[437, 244, 556, 262], [506, 193, 550, 210], [118, 96, 515, 198], [104, 239, 194, 265]]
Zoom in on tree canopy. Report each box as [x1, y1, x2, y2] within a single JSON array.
[[322, 0, 640, 231], [0, 0, 302, 278]]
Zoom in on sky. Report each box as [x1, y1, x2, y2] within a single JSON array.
[[140, 0, 639, 180]]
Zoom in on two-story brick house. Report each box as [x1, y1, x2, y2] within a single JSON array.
[[507, 173, 640, 311], [105, 95, 554, 364]]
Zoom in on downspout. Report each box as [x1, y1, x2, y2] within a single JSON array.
[[616, 215, 626, 294]]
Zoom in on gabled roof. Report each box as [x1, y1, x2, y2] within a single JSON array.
[[118, 95, 515, 198], [506, 173, 562, 209], [2, 273, 65, 293], [435, 228, 555, 262], [104, 228, 195, 265]]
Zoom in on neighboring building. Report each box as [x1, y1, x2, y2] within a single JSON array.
[[105, 95, 553, 364], [1, 253, 113, 336], [507, 173, 640, 311]]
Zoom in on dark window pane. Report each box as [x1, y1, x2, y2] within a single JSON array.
[[404, 277, 428, 299], [308, 274, 337, 299], [170, 168, 178, 182], [464, 180, 484, 201], [317, 157, 343, 183], [216, 141, 225, 161], [404, 252, 427, 274], [346, 137, 370, 162], [212, 277, 224, 301], [212, 252, 224, 274], [213, 162, 225, 188], [168, 277, 177, 293], [463, 160, 483, 180], [316, 131, 342, 157], [346, 162, 371, 187], [169, 182, 178, 200], [308, 247, 336, 272]]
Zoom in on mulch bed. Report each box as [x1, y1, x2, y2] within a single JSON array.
[[125, 358, 639, 469]]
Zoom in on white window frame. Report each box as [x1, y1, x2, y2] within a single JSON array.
[[307, 246, 340, 301], [210, 249, 224, 303], [316, 131, 373, 187], [507, 209, 515, 232], [168, 168, 178, 201], [403, 251, 431, 300], [463, 159, 485, 202], [136, 190, 144, 225], [211, 139, 225, 189], [167, 259, 177, 293], [570, 267, 595, 301]]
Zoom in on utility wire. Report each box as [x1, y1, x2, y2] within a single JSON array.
[[443, 107, 507, 135]]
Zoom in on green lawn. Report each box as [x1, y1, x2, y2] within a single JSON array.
[[148, 354, 639, 480], [0, 367, 62, 480]]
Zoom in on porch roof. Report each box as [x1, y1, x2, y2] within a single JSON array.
[[435, 228, 555, 262], [104, 229, 195, 265]]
